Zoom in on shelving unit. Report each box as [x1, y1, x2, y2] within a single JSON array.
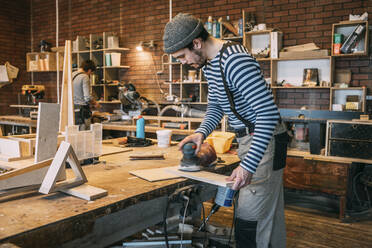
[[330, 87, 366, 112], [162, 58, 208, 104], [72, 32, 130, 103], [26, 52, 63, 72], [331, 20, 369, 56], [270, 56, 334, 87]]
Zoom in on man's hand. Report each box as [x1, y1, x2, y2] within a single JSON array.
[[227, 166, 253, 190], [178, 133, 204, 154]]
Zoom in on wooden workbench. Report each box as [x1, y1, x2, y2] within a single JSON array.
[[0, 115, 37, 135], [0, 144, 239, 248]]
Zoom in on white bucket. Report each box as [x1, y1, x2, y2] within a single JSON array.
[[156, 129, 172, 148], [110, 53, 121, 66]]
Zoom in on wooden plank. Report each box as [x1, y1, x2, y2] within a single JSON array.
[[0, 138, 21, 157], [39, 142, 87, 194], [59, 40, 74, 132], [282, 42, 319, 52], [0, 159, 52, 190], [59, 184, 107, 201], [279, 49, 328, 58], [101, 145, 133, 156], [130, 166, 181, 182], [35, 103, 60, 163], [0, 154, 32, 162], [166, 166, 233, 188]]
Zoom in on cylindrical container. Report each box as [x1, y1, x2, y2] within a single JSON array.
[[105, 53, 112, 66], [188, 70, 196, 82], [110, 52, 121, 66], [136, 116, 145, 139], [215, 186, 236, 207], [156, 129, 172, 148]]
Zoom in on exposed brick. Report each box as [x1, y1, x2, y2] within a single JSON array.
[[1, 0, 367, 113]]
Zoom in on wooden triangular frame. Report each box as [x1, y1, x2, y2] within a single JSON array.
[[39, 141, 87, 194]]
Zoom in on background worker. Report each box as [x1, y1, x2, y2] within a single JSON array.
[[72, 60, 100, 130], [163, 13, 288, 248]]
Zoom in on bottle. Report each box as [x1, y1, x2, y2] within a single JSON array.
[[212, 19, 217, 37], [238, 18, 243, 36], [136, 115, 145, 139], [216, 17, 222, 38], [205, 16, 213, 35]]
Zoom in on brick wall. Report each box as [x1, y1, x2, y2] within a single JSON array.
[[0, 0, 30, 115], [26, 0, 372, 112]]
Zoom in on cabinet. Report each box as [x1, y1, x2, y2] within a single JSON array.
[[72, 32, 130, 103], [26, 52, 63, 72], [325, 120, 372, 160]]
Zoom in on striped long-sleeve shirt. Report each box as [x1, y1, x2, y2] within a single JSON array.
[[195, 43, 280, 174]]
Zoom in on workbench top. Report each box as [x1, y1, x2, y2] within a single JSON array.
[[0, 144, 239, 247]]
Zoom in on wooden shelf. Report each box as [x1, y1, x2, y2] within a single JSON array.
[[331, 20, 368, 56], [103, 66, 130, 69], [272, 56, 331, 61], [256, 57, 271, 61], [272, 86, 331, 89], [72, 50, 90, 54], [97, 100, 121, 104], [222, 36, 243, 41], [26, 52, 63, 72]]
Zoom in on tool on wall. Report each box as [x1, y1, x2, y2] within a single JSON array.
[[22, 85, 45, 105]]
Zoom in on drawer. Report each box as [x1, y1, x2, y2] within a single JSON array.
[[330, 122, 372, 141], [329, 140, 372, 159]]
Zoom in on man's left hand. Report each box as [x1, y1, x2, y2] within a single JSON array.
[[227, 166, 253, 190]]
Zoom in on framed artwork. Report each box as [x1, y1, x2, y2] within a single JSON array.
[[303, 68, 319, 86]]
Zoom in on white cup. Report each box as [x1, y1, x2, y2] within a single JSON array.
[[258, 23, 266, 30], [156, 129, 172, 148]]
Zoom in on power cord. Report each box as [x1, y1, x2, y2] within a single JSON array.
[[180, 196, 190, 248], [163, 185, 197, 248], [228, 191, 238, 247]]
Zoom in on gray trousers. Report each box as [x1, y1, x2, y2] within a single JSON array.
[[235, 126, 286, 248]]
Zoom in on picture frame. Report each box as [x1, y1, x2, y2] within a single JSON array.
[[302, 68, 319, 87]]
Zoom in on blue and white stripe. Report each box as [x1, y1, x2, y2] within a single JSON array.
[[195, 43, 280, 174]]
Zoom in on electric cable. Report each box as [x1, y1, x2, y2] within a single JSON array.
[[163, 196, 171, 248], [201, 201, 208, 248], [228, 191, 238, 247], [150, 52, 165, 96], [353, 172, 363, 207], [180, 196, 190, 248]]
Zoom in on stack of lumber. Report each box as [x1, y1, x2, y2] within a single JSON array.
[[279, 43, 329, 58]]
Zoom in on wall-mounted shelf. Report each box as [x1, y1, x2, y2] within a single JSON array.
[[26, 52, 63, 72], [72, 32, 130, 103], [331, 20, 369, 56]]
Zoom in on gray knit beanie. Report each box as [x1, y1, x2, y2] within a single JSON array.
[[163, 13, 204, 54]]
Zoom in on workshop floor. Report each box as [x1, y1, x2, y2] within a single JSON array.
[[204, 202, 372, 248]]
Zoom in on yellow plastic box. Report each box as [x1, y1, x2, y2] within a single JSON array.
[[205, 131, 235, 153]]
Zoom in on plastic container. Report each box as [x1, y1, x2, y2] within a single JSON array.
[[110, 52, 121, 66], [156, 129, 172, 148], [105, 53, 112, 66], [215, 186, 236, 207], [205, 131, 235, 153], [136, 116, 145, 139]]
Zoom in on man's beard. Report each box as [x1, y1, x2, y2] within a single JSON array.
[[192, 49, 207, 69]]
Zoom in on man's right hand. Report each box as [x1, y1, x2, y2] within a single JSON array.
[[178, 132, 204, 154]]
